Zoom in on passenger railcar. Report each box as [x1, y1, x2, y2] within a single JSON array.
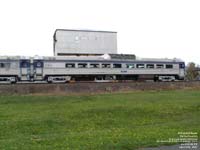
[[0, 56, 20, 83], [0, 55, 185, 83]]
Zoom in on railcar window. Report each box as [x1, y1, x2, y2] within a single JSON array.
[[0, 63, 10, 68], [146, 64, 154, 68], [5, 63, 10, 68], [113, 64, 122, 68], [166, 64, 173, 69], [21, 62, 29, 68], [78, 63, 87, 68], [136, 64, 145, 68], [36, 62, 43, 68], [156, 64, 164, 68], [102, 64, 111, 68], [179, 63, 185, 69], [0, 63, 5, 68], [66, 63, 75, 68], [126, 64, 135, 68], [90, 64, 100, 68]]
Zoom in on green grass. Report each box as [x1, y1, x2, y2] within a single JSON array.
[[0, 90, 200, 150]]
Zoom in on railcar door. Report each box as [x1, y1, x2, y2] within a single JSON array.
[[179, 63, 185, 79], [20, 59, 31, 81], [33, 60, 43, 80]]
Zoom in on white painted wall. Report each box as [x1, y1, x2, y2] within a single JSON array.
[[54, 30, 117, 56]]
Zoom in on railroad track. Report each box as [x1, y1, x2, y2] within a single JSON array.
[[0, 80, 198, 85]]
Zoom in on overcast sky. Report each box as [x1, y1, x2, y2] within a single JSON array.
[[0, 0, 199, 64]]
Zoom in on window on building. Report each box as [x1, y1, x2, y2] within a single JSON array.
[[66, 63, 75, 68], [166, 64, 173, 69], [156, 64, 164, 69], [102, 64, 111, 68], [136, 64, 145, 68], [126, 64, 135, 68], [78, 63, 87, 68], [113, 64, 122, 68], [146, 64, 154, 68], [90, 64, 100, 68]]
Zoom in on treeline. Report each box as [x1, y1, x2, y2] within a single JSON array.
[[186, 62, 200, 80]]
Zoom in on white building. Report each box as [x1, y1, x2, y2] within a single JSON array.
[[53, 29, 117, 56]]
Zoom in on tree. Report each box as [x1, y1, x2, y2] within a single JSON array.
[[186, 62, 199, 80]]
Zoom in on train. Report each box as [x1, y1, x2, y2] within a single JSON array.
[[0, 54, 185, 83]]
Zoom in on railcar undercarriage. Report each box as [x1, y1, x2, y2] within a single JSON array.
[[0, 74, 184, 84]]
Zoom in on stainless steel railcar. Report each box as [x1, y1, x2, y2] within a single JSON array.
[[0, 55, 185, 83]]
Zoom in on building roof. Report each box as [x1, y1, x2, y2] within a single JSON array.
[[54, 29, 117, 35]]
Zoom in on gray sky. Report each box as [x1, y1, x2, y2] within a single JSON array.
[[0, 0, 200, 64]]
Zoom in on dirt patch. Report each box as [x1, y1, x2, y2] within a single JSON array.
[[0, 81, 200, 95]]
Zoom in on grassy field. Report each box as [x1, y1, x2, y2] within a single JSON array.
[[0, 90, 200, 150]]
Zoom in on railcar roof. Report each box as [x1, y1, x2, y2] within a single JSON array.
[[0, 55, 184, 63]]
